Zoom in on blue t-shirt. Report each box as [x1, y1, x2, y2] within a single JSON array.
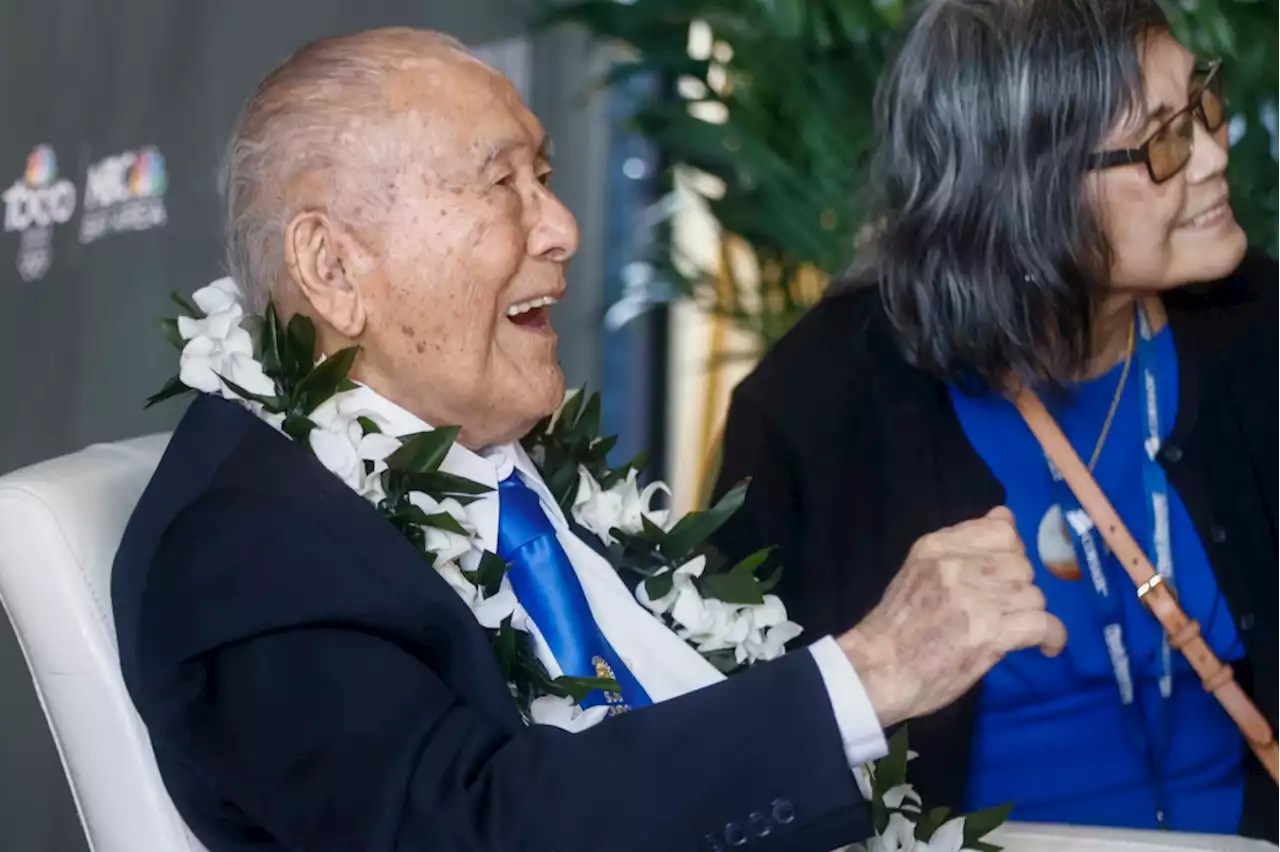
[[948, 325, 1246, 832]]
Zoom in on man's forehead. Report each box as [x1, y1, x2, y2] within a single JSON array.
[[383, 50, 490, 107], [383, 58, 544, 165]]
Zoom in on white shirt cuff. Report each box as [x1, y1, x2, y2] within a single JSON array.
[[808, 636, 889, 768]]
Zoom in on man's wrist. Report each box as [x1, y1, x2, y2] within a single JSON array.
[[837, 627, 916, 728], [808, 637, 889, 768]]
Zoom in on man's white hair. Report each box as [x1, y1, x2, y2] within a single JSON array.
[[220, 28, 468, 314]]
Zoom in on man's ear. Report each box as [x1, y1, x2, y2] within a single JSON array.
[[282, 211, 368, 338]]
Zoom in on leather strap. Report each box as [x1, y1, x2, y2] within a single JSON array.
[[1013, 387, 1279, 784]]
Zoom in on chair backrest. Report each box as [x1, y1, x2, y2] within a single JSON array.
[[0, 434, 208, 852]]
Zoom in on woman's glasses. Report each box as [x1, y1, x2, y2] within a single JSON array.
[[1087, 60, 1225, 185]]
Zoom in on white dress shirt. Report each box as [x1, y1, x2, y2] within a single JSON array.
[[343, 386, 888, 769]]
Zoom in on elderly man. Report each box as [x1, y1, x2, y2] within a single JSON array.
[[111, 28, 1064, 852]]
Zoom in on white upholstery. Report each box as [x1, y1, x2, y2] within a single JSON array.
[[0, 436, 1275, 852], [0, 434, 208, 852]]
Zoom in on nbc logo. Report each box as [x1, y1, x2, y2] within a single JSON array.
[[80, 145, 169, 244], [26, 146, 56, 186], [3, 144, 78, 281]]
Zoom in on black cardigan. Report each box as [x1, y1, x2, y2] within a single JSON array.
[[714, 249, 1278, 840]]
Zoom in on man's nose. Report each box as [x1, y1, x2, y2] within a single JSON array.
[[527, 186, 580, 263]]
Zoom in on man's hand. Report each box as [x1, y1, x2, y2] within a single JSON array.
[[837, 507, 1066, 728]]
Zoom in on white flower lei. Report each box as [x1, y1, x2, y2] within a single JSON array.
[[152, 278, 1012, 849], [160, 278, 801, 730]]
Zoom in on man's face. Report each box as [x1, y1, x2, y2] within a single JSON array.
[[354, 57, 578, 448]]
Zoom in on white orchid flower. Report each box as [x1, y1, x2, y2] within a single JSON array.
[[408, 491, 478, 565], [422, 522, 476, 566], [867, 812, 921, 852], [189, 276, 243, 315], [310, 393, 394, 439], [572, 467, 671, 544], [734, 594, 804, 664], [175, 277, 282, 415], [360, 431, 403, 464], [308, 394, 404, 499], [927, 817, 966, 852], [175, 282, 274, 402], [178, 333, 232, 394], [687, 599, 754, 652], [528, 695, 609, 732], [309, 422, 373, 494], [636, 554, 706, 615], [309, 426, 366, 492], [177, 304, 276, 400], [739, 620, 804, 664], [435, 561, 480, 607], [176, 300, 242, 344], [616, 469, 671, 533], [856, 787, 954, 852], [434, 563, 523, 631], [883, 784, 923, 813], [671, 594, 718, 639], [572, 469, 626, 543], [471, 575, 521, 630], [220, 347, 275, 398]]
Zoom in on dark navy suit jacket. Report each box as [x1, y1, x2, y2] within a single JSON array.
[[112, 394, 870, 852]]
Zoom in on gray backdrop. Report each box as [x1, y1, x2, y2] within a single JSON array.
[[0, 1, 615, 848]]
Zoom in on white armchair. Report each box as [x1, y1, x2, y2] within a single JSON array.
[[0, 436, 1273, 852], [0, 434, 208, 852]]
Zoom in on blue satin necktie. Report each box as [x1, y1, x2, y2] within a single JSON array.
[[495, 473, 651, 712]]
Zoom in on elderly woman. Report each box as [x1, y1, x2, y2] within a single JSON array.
[[715, 0, 1276, 839]]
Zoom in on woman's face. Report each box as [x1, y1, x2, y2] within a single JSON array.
[[1091, 31, 1247, 292]]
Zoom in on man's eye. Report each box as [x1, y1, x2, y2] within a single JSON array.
[[537, 169, 553, 187], [494, 172, 516, 188]]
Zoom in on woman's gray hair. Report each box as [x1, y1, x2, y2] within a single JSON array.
[[863, 0, 1171, 388], [220, 28, 467, 314]]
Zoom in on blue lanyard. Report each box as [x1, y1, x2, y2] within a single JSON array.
[[1047, 305, 1175, 764]]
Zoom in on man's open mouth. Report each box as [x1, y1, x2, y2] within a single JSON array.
[[506, 295, 559, 330]]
